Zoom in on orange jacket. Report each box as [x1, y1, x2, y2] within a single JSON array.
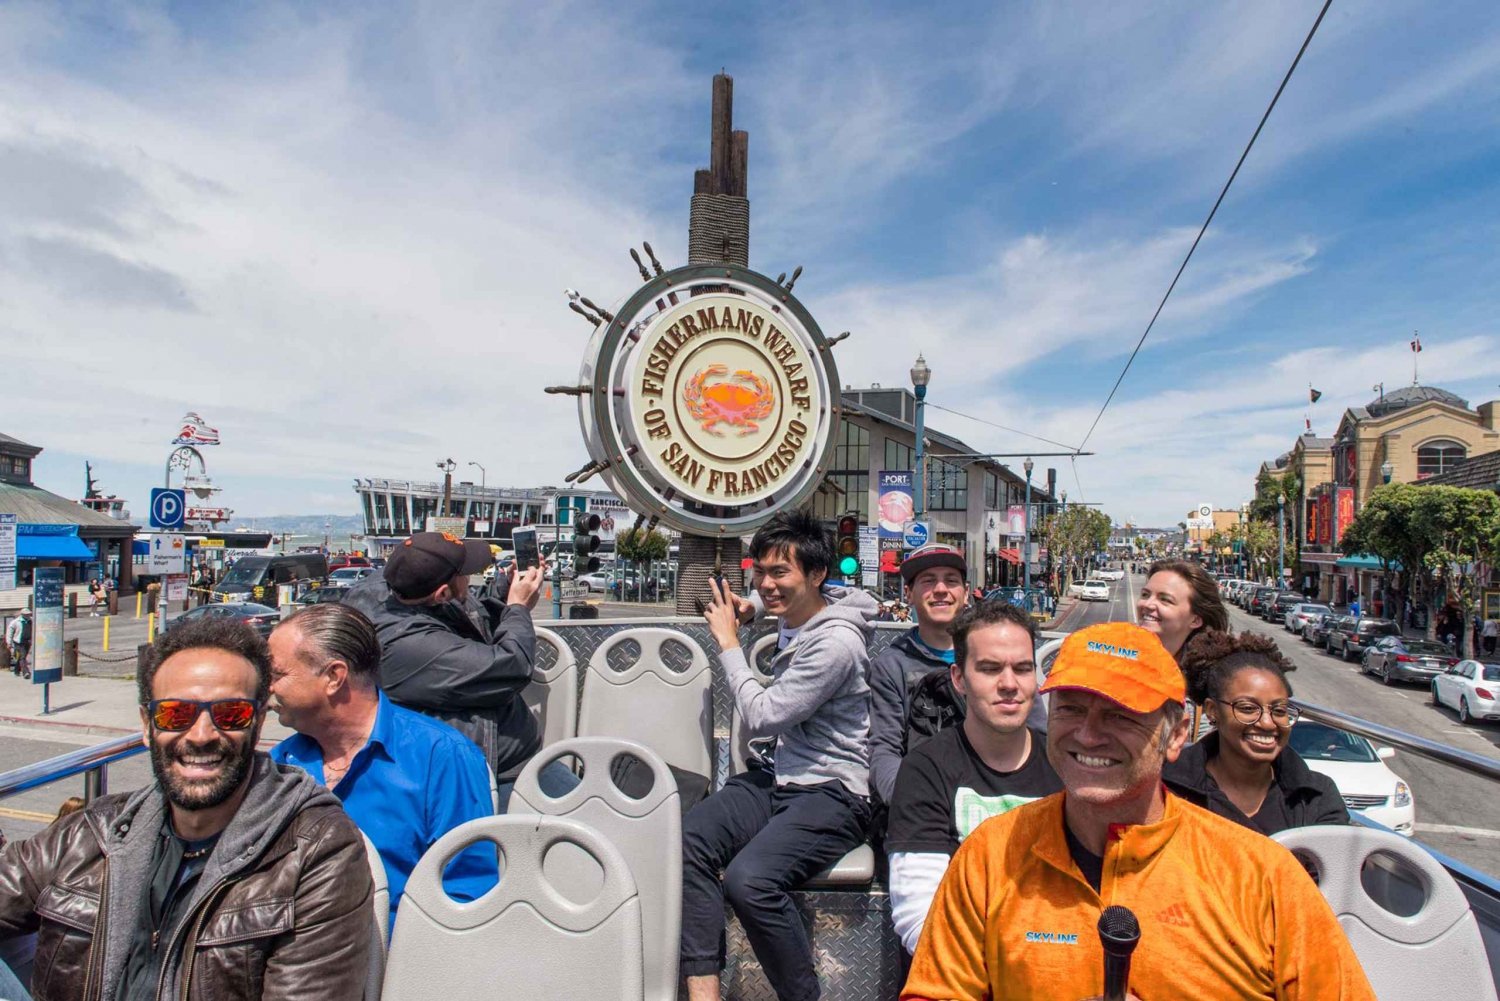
[[902, 791, 1375, 1001]]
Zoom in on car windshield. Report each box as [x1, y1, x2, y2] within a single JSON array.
[[1403, 640, 1453, 656], [218, 562, 265, 586], [1300, 604, 1331, 614], [1288, 721, 1378, 763], [330, 568, 364, 579], [1359, 620, 1400, 636]]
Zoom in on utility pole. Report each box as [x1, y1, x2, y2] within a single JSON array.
[[1277, 493, 1286, 586], [437, 458, 456, 516]]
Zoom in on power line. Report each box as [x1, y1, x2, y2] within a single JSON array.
[[1077, 0, 1333, 451], [924, 401, 1081, 452]]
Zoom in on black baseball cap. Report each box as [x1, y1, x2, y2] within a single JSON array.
[[384, 532, 494, 599], [900, 543, 967, 584]]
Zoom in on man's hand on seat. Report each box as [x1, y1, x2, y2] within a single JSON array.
[[506, 564, 545, 610]]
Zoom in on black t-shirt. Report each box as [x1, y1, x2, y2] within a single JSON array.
[[1063, 822, 1104, 893], [886, 724, 1063, 855], [118, 823, 220, 1000]]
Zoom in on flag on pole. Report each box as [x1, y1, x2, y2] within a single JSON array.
[[1309, 387, 1322, 403], [1410, 333, 1422, 353]]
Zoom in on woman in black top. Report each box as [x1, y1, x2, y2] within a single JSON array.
[[1166, 631, 1349, 835]]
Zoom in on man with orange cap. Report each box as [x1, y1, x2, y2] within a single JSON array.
[[902, 622, 1374, 1000]]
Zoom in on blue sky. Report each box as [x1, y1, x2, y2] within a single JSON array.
[[3, 0, 1499, 526]]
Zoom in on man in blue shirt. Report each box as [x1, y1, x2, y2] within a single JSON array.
[[268, 603, 496, 922]]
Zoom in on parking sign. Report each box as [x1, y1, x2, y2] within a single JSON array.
[[150, 488, 186, 529]]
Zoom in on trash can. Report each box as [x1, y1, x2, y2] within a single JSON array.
[[568, 603, 599, 620]]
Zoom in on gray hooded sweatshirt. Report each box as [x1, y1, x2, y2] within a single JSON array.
[[720, 583, 878, 797]]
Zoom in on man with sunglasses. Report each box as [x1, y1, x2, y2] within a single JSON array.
[[0, 616, 373, 1001], [904, 623, 1373, 1000]]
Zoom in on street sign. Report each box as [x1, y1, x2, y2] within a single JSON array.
[[425, 516, 467, 536], [32, 568, 64, 686], [149, 488, 186, 529], [165, 573, 189, 604], [903, 521, 930, 549], [857, 526, 879, 587], [0, 514, 15, 591], [146, 534, 187, 575]]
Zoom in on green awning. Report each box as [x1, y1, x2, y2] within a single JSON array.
[[1335, 554, 1400, 571]]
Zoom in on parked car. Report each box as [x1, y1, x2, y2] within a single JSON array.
[[296, 588, 346, 606], [1303, 611, 1341, 645], [1326, 617, 1401, 661], [1079, 579, 1110, 602], [1285, 602, 1332, 633], [1264, 591, 1300, 623], [1097, 568, 1125, 581], [1288, 720, 1414, 836], [1360, 636, 1460, 686], [164, 602, 281, 639], [1432, 660, 1500, 724], [1247, 587, 1278, 616], [1067, 579, 1087, 597], [324, 566, 377, 589], [576, 571, 612, 593], [326, 555, 372, 573]]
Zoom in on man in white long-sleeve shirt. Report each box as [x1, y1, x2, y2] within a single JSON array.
[[884, 599, 1061, 953]]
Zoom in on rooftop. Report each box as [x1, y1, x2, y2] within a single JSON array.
[[1417, 449, 1500, 491], [1365, 384, 1470, 419], [0, 480, 139, 533]]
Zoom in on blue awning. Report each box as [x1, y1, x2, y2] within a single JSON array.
[[17, 524, 96, 561], [1335, 554, 1400, 571]]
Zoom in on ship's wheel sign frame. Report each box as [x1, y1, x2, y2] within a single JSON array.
[[577, 263, 841, 536]]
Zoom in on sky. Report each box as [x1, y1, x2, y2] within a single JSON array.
[[3, 0, 1499, 527]]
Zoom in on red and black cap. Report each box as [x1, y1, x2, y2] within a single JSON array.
[[899, 543, 967, 584], [385, 532, 493, 599]]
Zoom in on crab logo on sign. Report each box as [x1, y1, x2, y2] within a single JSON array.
[[683, 365, 775, 436]]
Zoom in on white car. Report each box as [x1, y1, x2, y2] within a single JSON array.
[[323, 567, 376, 589], [1432, 660, 1500, 725], [1079, 579, 1110, 602], [1097, 568, 1125, 581], [1284, 603, 1332, 633], [1288, 720, 1415, 836]]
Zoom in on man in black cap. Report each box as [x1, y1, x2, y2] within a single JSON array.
[[344, 532, 571, 808], [868, 544, 971, 808]]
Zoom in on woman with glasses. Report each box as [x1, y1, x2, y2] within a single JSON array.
[[1166, 631, 1349, 835]]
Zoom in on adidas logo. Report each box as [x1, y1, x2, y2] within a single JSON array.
[[1156, 903, 1190, 928]]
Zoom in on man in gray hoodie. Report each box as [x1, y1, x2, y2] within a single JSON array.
[[683, 508, 877, 1001]]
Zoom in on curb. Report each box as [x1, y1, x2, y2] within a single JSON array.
[[0, 713, 137, 739]]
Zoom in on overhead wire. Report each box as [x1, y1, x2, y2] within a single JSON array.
[[924, 401, 1081, 452], [1076, 0, 1334, 451]]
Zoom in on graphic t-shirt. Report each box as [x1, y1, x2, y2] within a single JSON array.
[[886, 724, 1063, 854]]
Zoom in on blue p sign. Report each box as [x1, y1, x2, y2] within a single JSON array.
[[150, 488, 185, 529]]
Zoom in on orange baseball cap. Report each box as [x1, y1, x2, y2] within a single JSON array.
[[1040, 622, 1185, 714]]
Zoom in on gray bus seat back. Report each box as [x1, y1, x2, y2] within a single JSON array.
[[1273, 825, 1497, 1000], [360, 832, 388, 1000], [513, 737, 681, 1001], [729, 634, 778, 776], [525, 627, 579, 749], [577, 628, 712, 787], [384, 815, 644, 1001]]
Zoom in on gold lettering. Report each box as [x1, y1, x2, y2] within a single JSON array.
[[644, 408, 670, 439], [749, 315, 764, 339], [736, 309, 753, 333], [696, 308, 719, 332], [764, 325, 786, 354], [708, 469, 723, 493], [680, 314, 701, 338], [660, 442, 684, 466]]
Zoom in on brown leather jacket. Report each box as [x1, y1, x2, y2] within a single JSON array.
[[0, 754, 372, 1001]]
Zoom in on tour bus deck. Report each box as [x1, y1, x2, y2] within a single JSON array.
[[3, 616, 1499, 999]]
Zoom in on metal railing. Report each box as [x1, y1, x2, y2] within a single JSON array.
[[1293, 699, 1500, 783], [0, 733, 145, 803]]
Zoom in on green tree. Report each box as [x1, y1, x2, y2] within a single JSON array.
[[1341, 483, 1500, 649], [1043, 507, 1113, 589], [616, 527, 670, 563]]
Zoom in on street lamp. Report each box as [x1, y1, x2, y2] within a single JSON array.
[[1023, 457, 1034, 601], [1239, 502, 1248, 580], [436, 458, 456, 512], [910, 354, 931, 520], [1277, 494, 1286, 586], [468, 461, 487, 490], [1381, 459, 1393, 484]]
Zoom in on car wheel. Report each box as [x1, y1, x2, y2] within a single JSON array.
[[1460, 697, 1473, 725], [1381, 663, 1396, 686], [1341, 641, 1352, 662]]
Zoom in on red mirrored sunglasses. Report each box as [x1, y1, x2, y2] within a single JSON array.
[[147, 699, 260, 732]]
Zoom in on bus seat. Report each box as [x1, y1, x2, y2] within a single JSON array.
[[383, 816, 644, 1001], [802, 843, 876, 888], [512, 738, 681, 1001], [360, 832, 389, 1000], [729, 634, 778, 776], [524, 627, 579, 749], [1273, 825, 1497, 1001], [577, 628, 713, 806]]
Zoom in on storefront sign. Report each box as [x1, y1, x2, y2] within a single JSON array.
[[573, 264, 840, 537], [1006, 504, 1027, 538], [31, 567, 64, 685], [1335, 487, 1355, 543], [0, 514, 15, 591], [858, 526, 879, 587], [425, 516, 467, 536], [1318, 493, 1333, 547], [1305, 499, 1318, 545], [878, 537, 904, 574], [877, 472, 915, 538], [199, 538, 225, 549]]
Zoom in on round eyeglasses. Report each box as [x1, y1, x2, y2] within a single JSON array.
[[1210, 697, 1299, 728]]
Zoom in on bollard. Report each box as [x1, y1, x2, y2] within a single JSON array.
[[68, 592, 77, 619], [135, 592, 142, 619], [102, 614, 111, 652], [108, 590, 118, 616], [147, 612, 156, 643], [181, 595, 189, 613], [63, 638, 78, 677]]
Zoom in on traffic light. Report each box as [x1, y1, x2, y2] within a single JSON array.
[[836, 513, 860, 581], [572, 506, 602, 574]]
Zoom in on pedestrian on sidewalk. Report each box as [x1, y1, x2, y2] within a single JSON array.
[[5, 610, 32, 679], [1483, 616, 1498, 656]]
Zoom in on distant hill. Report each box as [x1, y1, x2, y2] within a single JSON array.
[[231, 514, 367, 541]]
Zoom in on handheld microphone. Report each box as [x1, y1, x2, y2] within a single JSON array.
[[1098, 905, 1140, 1001]]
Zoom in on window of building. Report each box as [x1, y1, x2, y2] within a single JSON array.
[[816, 420, 872, 521], [410, 496, 437, 532], [1417, 440, 1466, 479], [372, 493, 390, 534], [362, 493, 377, 535], [392, 495, 409, 534], [985, 472, 1000, 511], [10, 457, 29, 479], [884, 439, 914, 474], [928, 457, 967, 511]]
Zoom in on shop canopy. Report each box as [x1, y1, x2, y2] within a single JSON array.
[[1335, 554, 1402, 571], [996, 548, 1022, 565], [17, 524, 95, 561]]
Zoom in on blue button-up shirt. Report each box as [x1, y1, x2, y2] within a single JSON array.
[[272, 690, 497, 921]]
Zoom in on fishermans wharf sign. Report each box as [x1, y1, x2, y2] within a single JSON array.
[[568, 263, 842, 536]]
